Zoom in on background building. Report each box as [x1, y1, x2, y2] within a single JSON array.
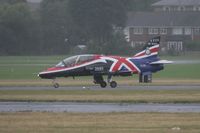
[[125, 0, 200, 52], [152, 0, 200, 12]]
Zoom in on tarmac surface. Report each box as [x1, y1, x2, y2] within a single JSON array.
[[0, 102, 200, 113], [1, 85, 200, 113], [0, 85, 200, 90]]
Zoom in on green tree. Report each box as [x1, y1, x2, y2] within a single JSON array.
[[0, 0, 26, 5], [67, 0, 129, 53], [39, 0, 73, 54], [0, 3, 37, 55], [39, 0, 157, 55], [102, 32, 133, 55], [185, 41, 200, 51]]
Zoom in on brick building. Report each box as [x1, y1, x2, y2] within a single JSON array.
[[124, 0, 200, 52]]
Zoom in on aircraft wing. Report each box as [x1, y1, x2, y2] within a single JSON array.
[[150, 60, 173, 65]]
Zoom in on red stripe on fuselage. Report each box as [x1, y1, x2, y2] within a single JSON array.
[[47, 67, 66, 71], [111, 57, 137, 72]]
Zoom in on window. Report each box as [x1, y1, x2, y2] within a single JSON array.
[[194, 28, 200, 35], [167, 41, 183, 51], [160, 28, 167, 34], [56, 56, 78, 67], [124, 28, 130, 41], [62, 56, 78, 67], [148, 28, 158, 35], [184, 28, 191, 35], [172, 28, 183, 35], [59, 55, 95, 67], [163, 6, 171, 11], [76, 55, 95, 65], [131, 41, 145, 47], [177, 6, 181, 11], [193, 6, 197, 11], [133, 28, 143, 35], [56, 62, 65, 67], [180, 6, 185, 11]]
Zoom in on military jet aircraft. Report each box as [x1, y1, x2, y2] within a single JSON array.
[[38, 36, 172, 88]]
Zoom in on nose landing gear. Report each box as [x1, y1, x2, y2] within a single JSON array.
[[53, 83, 59, 88], [52, 79, 59, 88]]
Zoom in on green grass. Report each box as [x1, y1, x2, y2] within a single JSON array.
[[1, 89, 200, 103], [0, 112, 200, 133], [0, 56, 59, 79], [154, 64, 200, 79], [0, 55, 200, 80], [160, 51, 200, 60]]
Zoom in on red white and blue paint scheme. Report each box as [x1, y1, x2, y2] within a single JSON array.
[[38, 36, 172, 88]]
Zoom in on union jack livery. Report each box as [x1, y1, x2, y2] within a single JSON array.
[[38, 36, 172, 88]]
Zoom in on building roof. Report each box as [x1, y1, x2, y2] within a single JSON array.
[[27, 0, 42, 3], [152, 0, 200, 6], [127, 12, 200, 27]]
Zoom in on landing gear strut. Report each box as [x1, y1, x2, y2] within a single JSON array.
[[52, 79, 59, 88], [107, 75, 117, 88], [93, 74, 117, 88], [93, 75, 107, 88]]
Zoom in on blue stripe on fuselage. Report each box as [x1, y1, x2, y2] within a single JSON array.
[[129, 55, 163, 73]]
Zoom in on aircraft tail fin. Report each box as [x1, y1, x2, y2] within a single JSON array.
[[133, 36, 160, 59]]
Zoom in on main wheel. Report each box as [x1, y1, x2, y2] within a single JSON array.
[[110, 81, 117, 88], [53, 83, 59, 88], [100, 81, 107, 88]]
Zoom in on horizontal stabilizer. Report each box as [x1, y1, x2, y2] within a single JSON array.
[[150, 60, 173, 65]]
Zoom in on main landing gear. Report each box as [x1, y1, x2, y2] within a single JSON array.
[[110, 81, 117, 88], [93, 75, 117, 88]]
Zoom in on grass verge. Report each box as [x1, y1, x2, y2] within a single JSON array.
[[0, 89, 200, 103], [0, 112, 200, 133]]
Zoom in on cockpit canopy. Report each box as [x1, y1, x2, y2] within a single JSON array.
[[56, 55, 95, 67]]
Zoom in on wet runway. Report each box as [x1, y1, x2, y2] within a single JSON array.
[[0, 102, 200, 113], [1, 85, 200, 113], [0, 85, 200, 91]]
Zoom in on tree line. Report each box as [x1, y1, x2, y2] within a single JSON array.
[[0, 0, 157, 55]]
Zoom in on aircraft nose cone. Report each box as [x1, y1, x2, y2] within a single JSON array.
[[38, 72, 47, 79], [38, 72, 43, 78]]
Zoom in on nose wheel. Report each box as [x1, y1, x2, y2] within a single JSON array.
[[52, 79, 59, 88], [53, 83, 59, 88]]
